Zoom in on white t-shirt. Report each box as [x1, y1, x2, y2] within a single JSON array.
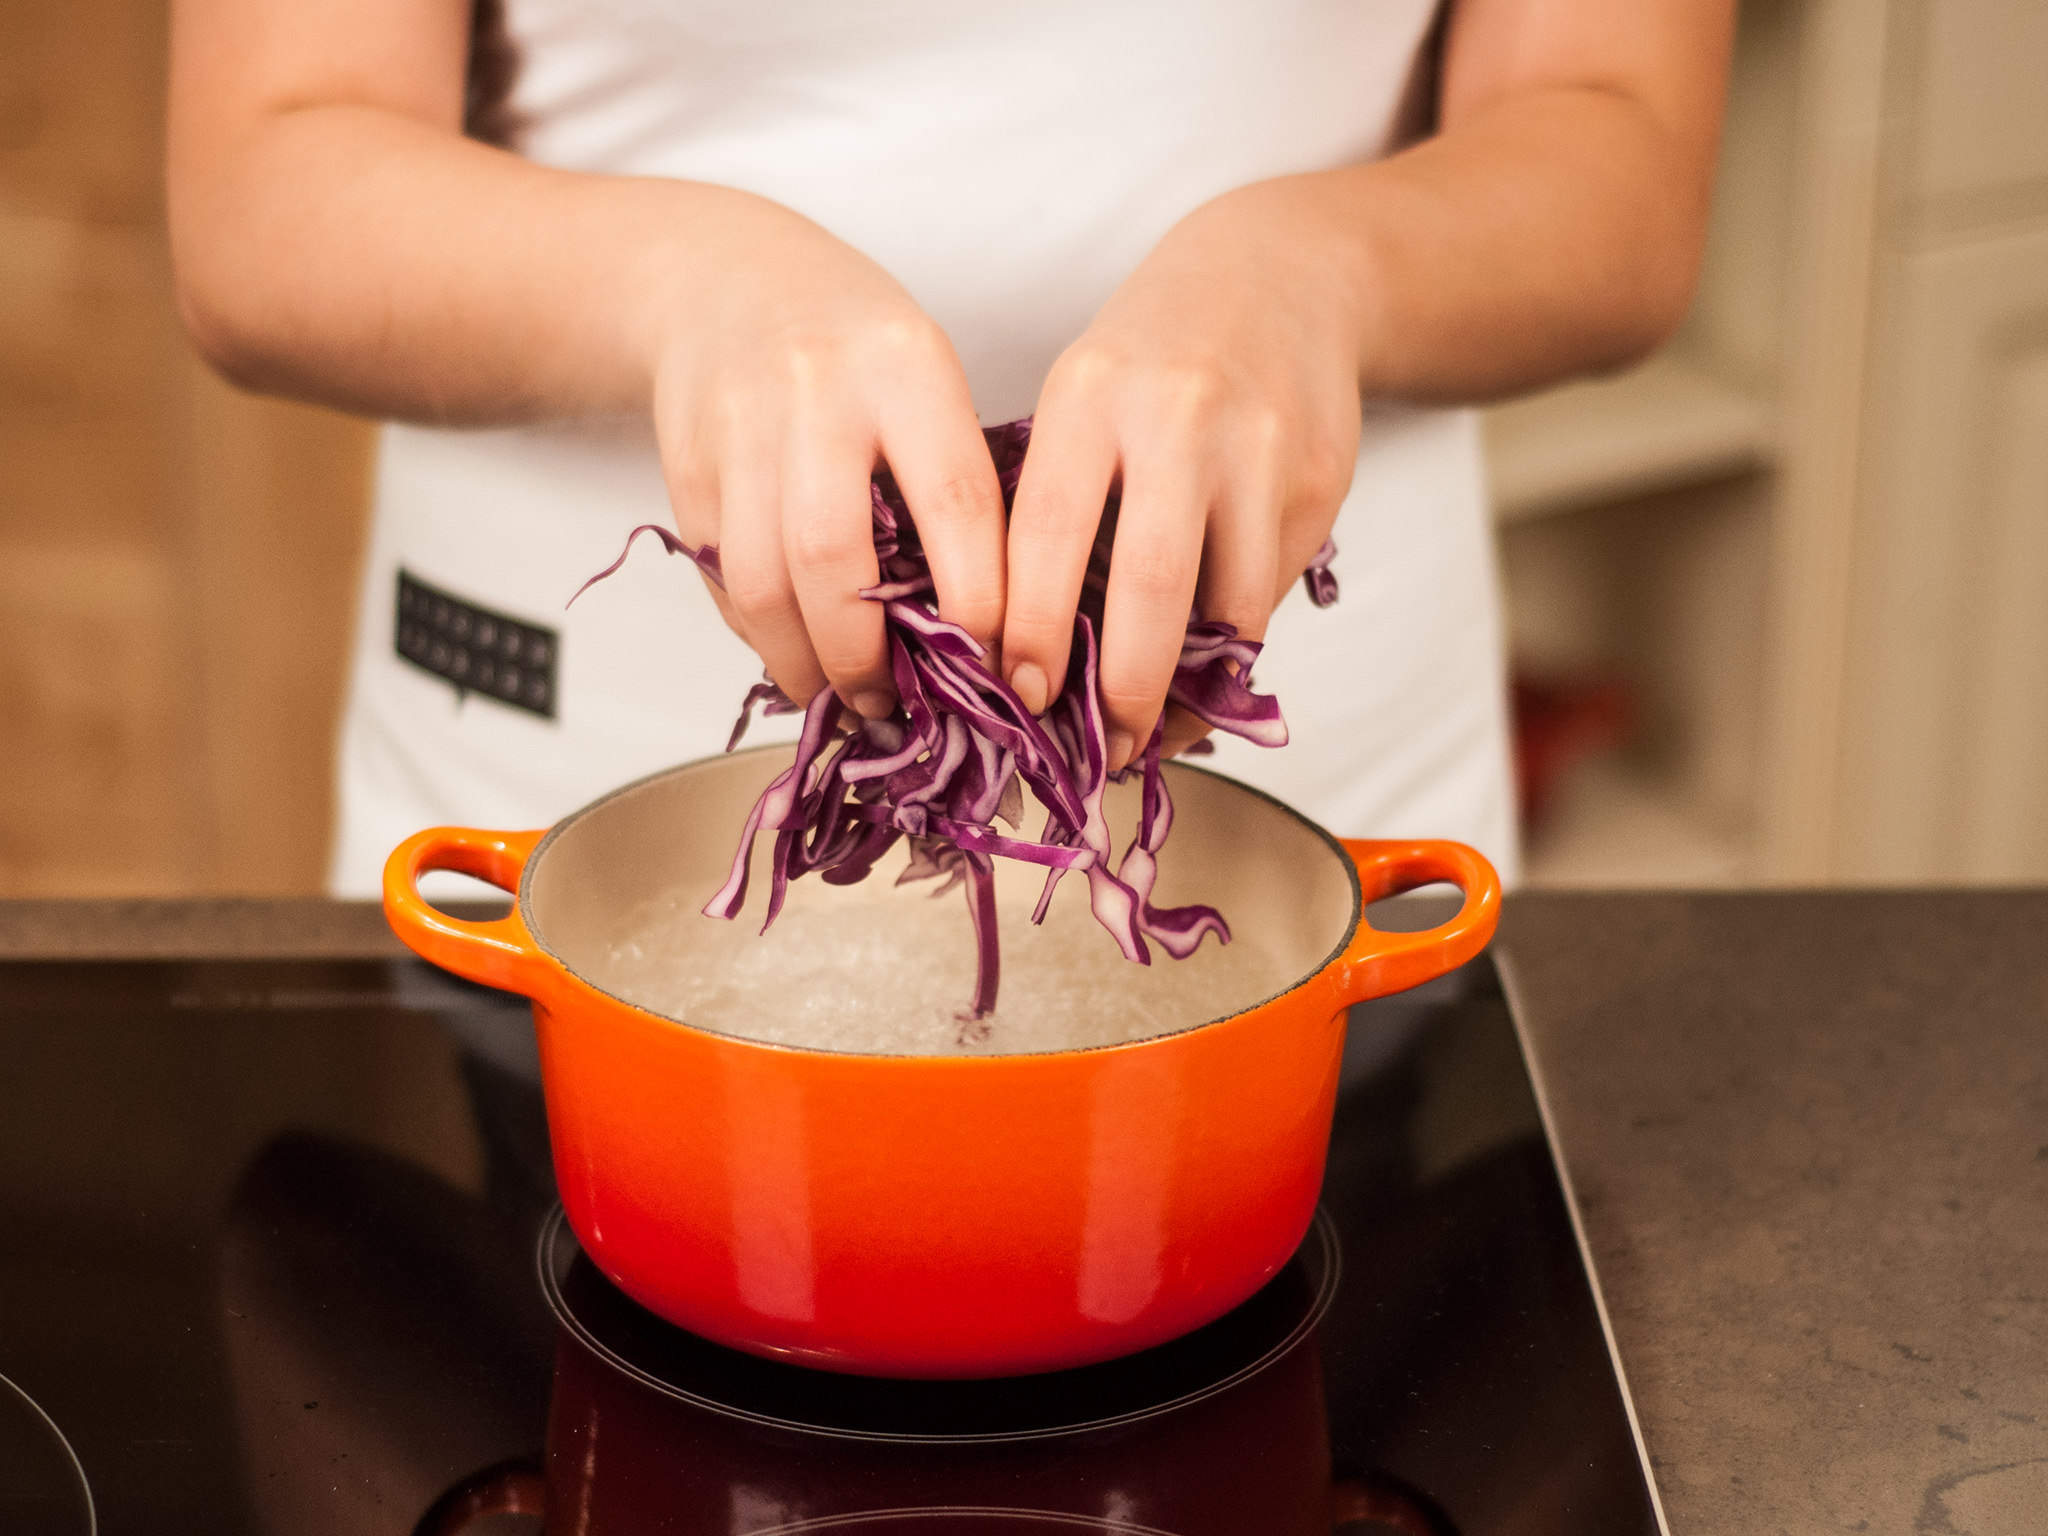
[[328, 0, 1518, 894]]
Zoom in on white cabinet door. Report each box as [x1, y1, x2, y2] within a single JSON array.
[[1834, 221, 2048, 879]]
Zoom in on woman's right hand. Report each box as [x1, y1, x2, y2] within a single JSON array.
[[643, 197, 1007, 718]]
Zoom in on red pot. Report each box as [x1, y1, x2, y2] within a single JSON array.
[[384, 750, 1498, 1378]]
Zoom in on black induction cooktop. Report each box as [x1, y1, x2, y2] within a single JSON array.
[[0, 932, 1661, 1536]]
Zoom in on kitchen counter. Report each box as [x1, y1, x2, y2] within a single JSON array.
[[3, 890, 2044, 1533], [1498, 891, 2048, 1535]]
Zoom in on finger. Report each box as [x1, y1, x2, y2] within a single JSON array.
[[1270, 497, 1344, 612], [1194, 480, 1284, 648], [1097, 451, 1207, 771], [876, 389, 1008, 667], [1169, 480, 1281, 766], [1158, 702, 1214, 760], [663, 437, 747, 636], [1001, 405, 1119, 715], [700, 561, 747, 638], [718, 428, 828, 705], [781, 417, 893, 717]]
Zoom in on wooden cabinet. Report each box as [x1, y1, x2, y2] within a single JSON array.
[[0, 0, 373, 895]]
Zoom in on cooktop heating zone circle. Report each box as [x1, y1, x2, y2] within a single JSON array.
[[0, 1369, 96, 1536], [538, 1204, 1339, 1444]]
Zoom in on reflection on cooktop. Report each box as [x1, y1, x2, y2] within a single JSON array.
[[540, 1205, 1339, 1442], [523, 1202, 1449, 1536], [749, 1514, 1213, 1534], [737, 1511, 1458, 1536], [0, 1370, 94, 1536]]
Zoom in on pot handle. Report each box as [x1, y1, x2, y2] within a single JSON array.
[[383, 826, 552, 997], [412, 1459, 547, 1535], [1329, 1474, 1449, 1534], [1328, 838, 1502, 1006]]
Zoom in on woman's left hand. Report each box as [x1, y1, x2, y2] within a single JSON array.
[[999, 179, 1365, 769]]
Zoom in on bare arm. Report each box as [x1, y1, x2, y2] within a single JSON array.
[[170, 0, 653, 419], [1355, 0, 1735, 400], [167, 0, 1006, 715], [1000, 0, 1736, 765]]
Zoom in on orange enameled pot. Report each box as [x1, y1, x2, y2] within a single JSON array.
[[383, 749, 1499, 1379]]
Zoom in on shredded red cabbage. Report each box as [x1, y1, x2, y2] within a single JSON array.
[[574, 418, 1336, 1029]]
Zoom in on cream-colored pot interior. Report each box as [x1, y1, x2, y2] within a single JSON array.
[[522, 747, 1359, 1037]]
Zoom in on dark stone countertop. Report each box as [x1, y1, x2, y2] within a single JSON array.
[[4, 890, 2045, 1532], [1496, 890, 2048, 1536], [0, 897, 447, 959]]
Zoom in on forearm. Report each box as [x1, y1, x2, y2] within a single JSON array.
[[1339, 82, 1713, 403], [1203, 82, 1710, 414], [1123, 69, 1719, 429], [169, 104, 781, 425], [1317, 0, 1733, 406]]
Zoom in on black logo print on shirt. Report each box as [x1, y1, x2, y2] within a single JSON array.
[[394, 569, 558, 719]]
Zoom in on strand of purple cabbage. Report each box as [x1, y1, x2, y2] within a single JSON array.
[[573, 418, 1338, 1029]]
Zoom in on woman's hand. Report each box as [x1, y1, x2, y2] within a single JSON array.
[[644, 199, 1005, 716], [1001, 181, 1367, 768]]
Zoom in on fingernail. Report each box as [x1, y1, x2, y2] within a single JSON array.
[[852, 689, 895, 720], [1106, 729, 1134, 771], [1010, 662, 1049, 715]]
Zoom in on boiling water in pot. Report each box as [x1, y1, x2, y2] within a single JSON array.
[[595, 863, 1292, 1057]]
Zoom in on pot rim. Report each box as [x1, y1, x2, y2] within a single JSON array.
[[514, 745, 1364, 1061]]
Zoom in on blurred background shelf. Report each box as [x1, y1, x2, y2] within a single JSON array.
[[1520, 760, 1747, 890], [1486, 355, 1776, 525], [1488, 0, 2048, 890], [1484, 349, 1776, 889]]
